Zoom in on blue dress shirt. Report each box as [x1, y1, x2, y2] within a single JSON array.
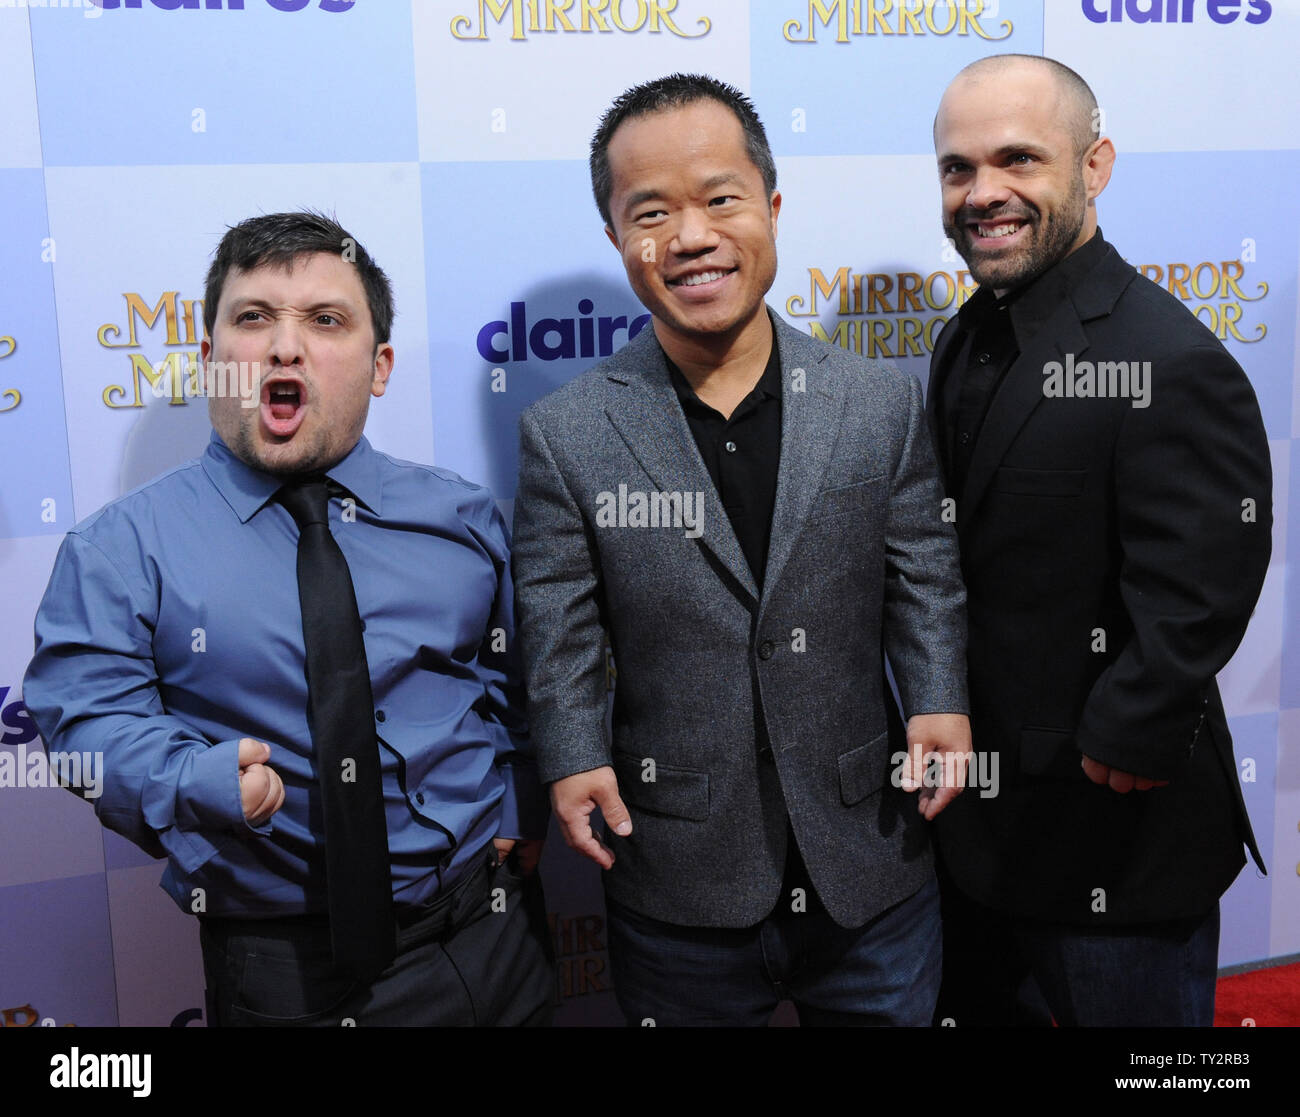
[[23, 432, 546, 917]]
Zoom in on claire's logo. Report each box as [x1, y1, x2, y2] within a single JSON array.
[[89, 0, 354, 11], [477, 300, 651, 363], [0, 686, 38, 747], [1082, 0, 1270, 23]]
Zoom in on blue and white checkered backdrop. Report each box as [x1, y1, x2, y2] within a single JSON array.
[[0, 0, 1295, 1027]]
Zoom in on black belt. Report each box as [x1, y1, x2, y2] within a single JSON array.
[[199, 852, 495, 956], [392, 852, 494, 949]]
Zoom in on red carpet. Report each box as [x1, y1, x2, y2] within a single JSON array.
[[1214, 961, 1300, 1027]]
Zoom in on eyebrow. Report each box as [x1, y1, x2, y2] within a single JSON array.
[[227, 297, 357, 316], [938, 142, 1052, 164]]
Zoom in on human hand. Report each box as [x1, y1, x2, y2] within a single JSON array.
[[238, 737, 284, 826], [902, 713, 973, 820], [492, 837, 545, 874], [1081, 755, 1169, 793], [549, 766, 631, 870]]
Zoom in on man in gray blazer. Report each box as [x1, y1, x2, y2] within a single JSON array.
[[513, 73, 970, 1026]]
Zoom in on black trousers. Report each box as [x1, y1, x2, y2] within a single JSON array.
[[199, 851, 555, 1026], [934, 864, 1219, 1027]]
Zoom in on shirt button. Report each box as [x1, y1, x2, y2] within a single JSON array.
[[977, 352, 991, 365], [759, 641, 775, 660], [375, 710, 386, 723], [724, 440, 738, 453], [415, 792, 425, 806]]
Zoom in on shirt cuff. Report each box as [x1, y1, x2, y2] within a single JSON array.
[[169, 738, 271, 836]]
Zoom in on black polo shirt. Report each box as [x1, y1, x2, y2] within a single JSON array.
[[667, 335, 782, 592]]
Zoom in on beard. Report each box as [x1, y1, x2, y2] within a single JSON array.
[[945, 172, 1087, 293]]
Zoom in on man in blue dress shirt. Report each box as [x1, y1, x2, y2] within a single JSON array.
[[23, 211, 554, 1026]]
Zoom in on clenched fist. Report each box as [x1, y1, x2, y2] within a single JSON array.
[[238, 737, 284, 826]]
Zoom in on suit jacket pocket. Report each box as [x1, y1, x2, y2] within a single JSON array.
[[838, 731, 891, 806], [991, 467, 1086, 497], [612, 750, 710, 821], [812, 475, 885, 519], [1020, 726, 1082, 779]]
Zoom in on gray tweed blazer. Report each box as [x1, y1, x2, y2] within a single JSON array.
[[513, 309, 968, 929]]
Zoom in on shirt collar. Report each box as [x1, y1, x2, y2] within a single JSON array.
[[955, 229, 1109, 345], [665, 311, 783, 413], [201, 431, 384, 523]]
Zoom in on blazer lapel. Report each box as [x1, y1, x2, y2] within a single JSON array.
[[957, 299, 1089, 527], [602, 331, 760, 602], [761, 318, 842, 599], [958, 243, 1137, 526], [926, 313, 964, 425], [925, 313, 965, 484]]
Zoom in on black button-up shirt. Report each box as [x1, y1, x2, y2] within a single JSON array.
[[937, 231, 1110, 495]]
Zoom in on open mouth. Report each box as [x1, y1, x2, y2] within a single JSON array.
[[969, 218, 1029, 243], [668, 267, 736, 289], [260, 378, 308, 437]]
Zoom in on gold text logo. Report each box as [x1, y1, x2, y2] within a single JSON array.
[[1137, 259, 1267, 343], [786, 266, 976, 358], [0, 333, 17, 413], [783, 0, 1012, 42], [451, 0, 709, 40], [98, 292, 206, 409]]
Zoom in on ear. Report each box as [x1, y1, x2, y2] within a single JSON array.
[[371, 342, 395, 398], [768, 190, 782, 239], [199, 337, 211, 392], [605, 223, 620, 251], [1083, 136, 1115, 202]]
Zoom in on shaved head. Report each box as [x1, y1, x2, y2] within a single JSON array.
[[932, 53, 1115, 294], [937, 54, 1099, 158]]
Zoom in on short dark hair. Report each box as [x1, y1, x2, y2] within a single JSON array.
[[203, 210, 394, 345], [590, 73, 777, 228]]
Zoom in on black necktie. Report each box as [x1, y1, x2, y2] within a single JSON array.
[[278, 478, 395, 980]]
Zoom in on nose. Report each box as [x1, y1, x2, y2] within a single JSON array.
[[266, 314, 305, 367], [671, 205, 720, 256], [965, 165, 1011, 211]]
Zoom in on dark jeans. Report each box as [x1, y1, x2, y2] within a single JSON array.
[[935, 877, 1220, 1027], [606, 875, 942, 1027], [200, 850, 555, 1026]]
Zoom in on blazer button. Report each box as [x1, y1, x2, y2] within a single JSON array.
[[759, 641, 775, 660]]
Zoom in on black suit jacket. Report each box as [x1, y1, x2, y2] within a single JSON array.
[[926, 235, 1271, 924]]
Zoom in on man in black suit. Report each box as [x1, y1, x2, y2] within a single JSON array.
[[927, 53, 1271, 1026]]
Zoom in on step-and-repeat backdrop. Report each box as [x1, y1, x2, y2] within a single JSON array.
[[1, 0, 1296, 1027]]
